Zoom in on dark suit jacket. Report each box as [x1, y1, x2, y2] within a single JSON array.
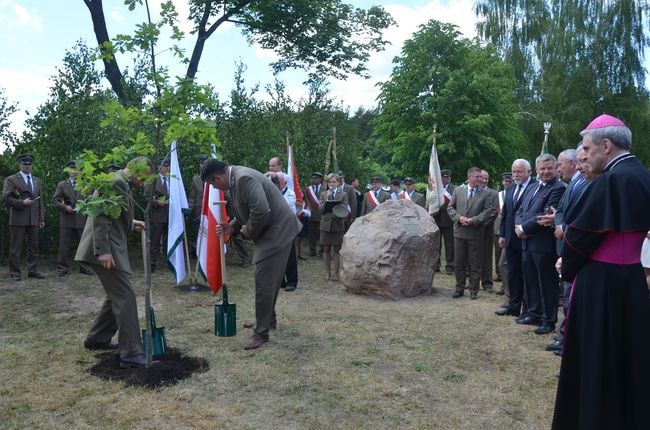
[[145, 175, 169, 224], [500, 180, 536, 250], [517, 178, 566, 253], [360, 189, 390, 215], [319, 188, 349, 232], [228, 166, 302, 263], [75, 170, 135, 273], [482, 187, 499, 239], [305, 183, 324, 223], [53, 178, 87, 229], [448, 186, 497, 240], [3, 172, 44, 226]]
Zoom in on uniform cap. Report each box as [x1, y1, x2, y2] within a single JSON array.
[[18, 154, 34, 163], [441, 169, 451, 177]]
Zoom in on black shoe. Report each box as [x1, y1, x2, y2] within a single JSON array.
[[79, 269, 93, 276], [435, 268, 441, 272], [84, 339, 118, 350], [452, 290, 464, 298], [516, 316, 541, 325], [28, 272, 45, 279], [58, 271, 69, 277], [553, 334, 562, 342], [297, 256, 307, 260], [534, 324, 555, 335], [445, 270, 454, 276], [11, 275, 22, 281], [495, 308, 520, 317], [120, 354, 159, 368], [545, 340, 563, 351], [495, 277, 502, 283], [470, 293, 478, 300], [285, 285, 296, 292]]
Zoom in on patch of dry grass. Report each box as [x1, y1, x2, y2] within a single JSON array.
[[0, 249, 560, 429]]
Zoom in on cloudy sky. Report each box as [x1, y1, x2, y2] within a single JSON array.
[[0, 0, 478, 144]]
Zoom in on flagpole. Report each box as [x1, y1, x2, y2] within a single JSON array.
[[181, 215, 193, 282]]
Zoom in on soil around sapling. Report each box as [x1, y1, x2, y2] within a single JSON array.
[[88, 348, 209, 389]]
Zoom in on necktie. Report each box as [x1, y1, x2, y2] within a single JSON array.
[[374, 190, 379, 198], [469, 188, 474, 200], [26, 175, 33, 194], [513, 184, 522, 202], [332, 189, 336, 198], [569, 178, 584, 199], [534, 183, 544, 197], [163, 177, 168, 195]]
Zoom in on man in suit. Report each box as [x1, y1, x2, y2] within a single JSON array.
[[495, 159, 536, 317], [305, 172, 324, 256], [480, 170, 499, 292], [434, 169, 455, 274], [3, 154, 45, 280], [401, 177, 426, 208], [514, 153, 565, 334], [495, 172, 513, 295], [338, 171, 357, 229], [53, 161, 92, 276], [448, 167, 497, 299], [537, 147, 589, 353], [360, 176, 390, 215], [202, 160, 302, 350], [75, 157, 153, 368], [145, 158, 170, 273]]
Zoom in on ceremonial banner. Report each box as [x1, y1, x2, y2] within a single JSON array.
[[426, 129, 445, 215], [166, 140, 189, 284], [287, 144, 304, 205], [197, 164, 228, 294]]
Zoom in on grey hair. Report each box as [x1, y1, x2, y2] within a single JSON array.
[[276, 171, 288, 182], [535, 153, 557, 166], [580, 125, 632, 150], [558, 148, 578, 162], [512, 158, 531, 171]]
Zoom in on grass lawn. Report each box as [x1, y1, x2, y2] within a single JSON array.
[[0, 249, 560, 429]]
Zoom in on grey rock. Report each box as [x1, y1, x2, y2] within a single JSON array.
[[341, 199, 440, 299]]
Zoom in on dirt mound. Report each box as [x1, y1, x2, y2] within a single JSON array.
[[88, 348, 209, 389]]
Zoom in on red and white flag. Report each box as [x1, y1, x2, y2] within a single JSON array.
[[197, 181, 228, 294], [287, 144, 304, 206]]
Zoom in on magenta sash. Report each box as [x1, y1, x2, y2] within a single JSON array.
[[589, 232, 645, 264]]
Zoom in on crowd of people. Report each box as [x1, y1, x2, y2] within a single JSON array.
[[4, 114, 650, 426]]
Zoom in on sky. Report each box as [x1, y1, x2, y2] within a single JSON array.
[[0, 0, 478, 147]]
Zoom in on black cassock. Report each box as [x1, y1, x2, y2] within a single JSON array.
[[553, 153, 650, 430]]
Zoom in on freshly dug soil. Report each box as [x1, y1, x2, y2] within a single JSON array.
[[88, 348, 209, 389]]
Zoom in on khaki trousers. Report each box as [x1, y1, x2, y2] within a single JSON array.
[[254, 241, 293, 338]]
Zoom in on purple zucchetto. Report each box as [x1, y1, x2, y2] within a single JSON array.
[[583, 114, 626, 131]]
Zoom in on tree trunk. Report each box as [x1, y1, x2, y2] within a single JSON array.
[[83, 0, 130, 105]]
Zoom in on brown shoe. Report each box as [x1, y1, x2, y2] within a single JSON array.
[[244, 335, 268, 350]]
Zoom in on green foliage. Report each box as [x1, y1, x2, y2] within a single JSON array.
[[373, 21, 525, 182], [75, 143, 155, 218], [0, 88, 19, 149], [474, 0, 650, 163]]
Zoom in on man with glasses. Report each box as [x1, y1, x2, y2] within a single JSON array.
[[3, 154, 45, 280]]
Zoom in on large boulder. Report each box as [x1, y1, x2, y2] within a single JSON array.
[[340, 199, 440, 299]]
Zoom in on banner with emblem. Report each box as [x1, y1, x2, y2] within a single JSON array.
[[166, 140, 189, 284], [426, 126, 445, 215]]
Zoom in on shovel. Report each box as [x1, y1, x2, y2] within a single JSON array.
[[214, 217, 236, 337], [142, 307, 168, 356], [139, 228, 167, 358]]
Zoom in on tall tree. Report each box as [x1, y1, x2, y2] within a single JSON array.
[[373, 21, 526, 181], [0, 88, 19, 150], [474, 0, 650, 160], [83, 0, 394, 105]]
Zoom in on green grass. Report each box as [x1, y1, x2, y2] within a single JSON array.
[[0, 248, 560, 429]]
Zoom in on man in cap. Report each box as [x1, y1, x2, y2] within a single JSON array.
[[3, 154, 45, 280], [75, 157, 154, 368], [305, 172, 324, 256], [188, 155, 209, 257], [360, 176, 390, 215], [53, 161, 92, 276], [434, 169, 455, 274], [553, 115, 650, 428], [144, 157, 170, 273], [401, 177, 426, 208], [495, 172, 513, 295]]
